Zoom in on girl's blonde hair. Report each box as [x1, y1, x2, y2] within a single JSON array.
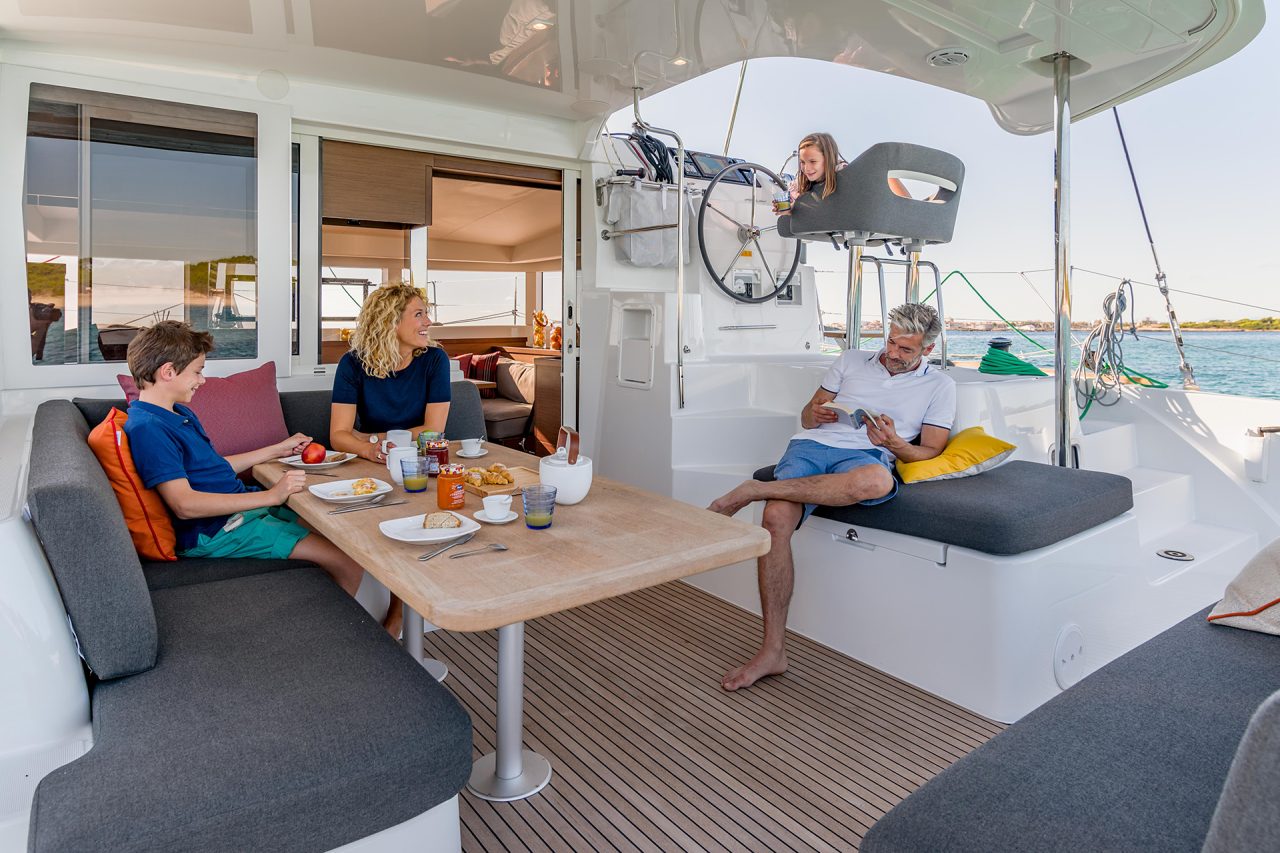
[[349, 283, 431, 379], [796, 132, 842, 199]]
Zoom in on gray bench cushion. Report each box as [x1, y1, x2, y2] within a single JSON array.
[[482, 396, 533, 440], [142, 557, 319, 591], [754, 460, 1133, 555], [30, 400, 157, 679], [29, 568, 472, 853], [862, 608, 1280, 853]]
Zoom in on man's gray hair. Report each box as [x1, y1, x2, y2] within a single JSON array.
[[888, 303, 942, 347]]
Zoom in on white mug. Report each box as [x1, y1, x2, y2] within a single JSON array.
[[461, 437, 484, 455], [380, 429, 413, 454], [482, 494, 513, 518], [385, 446, 417, 483]]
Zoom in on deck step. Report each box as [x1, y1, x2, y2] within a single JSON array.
[[1076, 420, 1137, 473], [1126, 466, 1193, 542], [671, 463, 764, 509], [1131, 520, 1259, 631]]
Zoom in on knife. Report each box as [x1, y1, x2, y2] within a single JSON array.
[[419, 531, 476, 561], [328, 499, 408, 515]]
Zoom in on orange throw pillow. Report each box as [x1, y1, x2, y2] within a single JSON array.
[[87, 408, 178, 562]]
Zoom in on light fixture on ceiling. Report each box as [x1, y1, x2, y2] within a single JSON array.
[[926, 48, 970, 68], [529, 19, 553, 31], [670, 56, 689, 66]]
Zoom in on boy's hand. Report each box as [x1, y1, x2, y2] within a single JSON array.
[[270, 470, 308, 502], [272, 433, 312, 458]]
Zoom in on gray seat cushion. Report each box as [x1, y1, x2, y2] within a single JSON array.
[[141, 557, 318, 591], [29, 568, 472, 853], [31, 400, 157, 679], [862, 609, 1280, 852], [754, 460, 1133, 555], [482, 397, 533, 440], [444, 379, 486, 439]]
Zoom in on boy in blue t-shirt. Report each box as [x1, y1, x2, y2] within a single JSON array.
[[123, 321, 364, 598]]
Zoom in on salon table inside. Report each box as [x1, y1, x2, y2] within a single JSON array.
[[254, 442, 769, 801]]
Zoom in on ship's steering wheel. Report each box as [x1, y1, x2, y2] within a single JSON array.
[[696, 162, 801, 304]]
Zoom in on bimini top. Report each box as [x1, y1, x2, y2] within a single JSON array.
[[0, 0, 1262, 134]]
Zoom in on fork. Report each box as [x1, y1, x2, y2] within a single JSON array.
[[419, 531, 476, 561]]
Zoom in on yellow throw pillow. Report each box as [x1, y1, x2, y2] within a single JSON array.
[[896, 426, 1016, 484]]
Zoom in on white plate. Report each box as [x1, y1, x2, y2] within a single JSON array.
[[379, 511, 481, 543], [474, 509, 518, 525], [456, 448, 489, 458], [281, 451, 357, 470], [308, 478, 393, 503]]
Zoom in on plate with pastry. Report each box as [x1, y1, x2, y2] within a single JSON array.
[[308, 477, 392, 503], [379, 510, 481, 543]]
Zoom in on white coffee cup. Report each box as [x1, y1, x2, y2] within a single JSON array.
[[386, 446, 417, 483], [461, 437, 484, 455], [482, 494, 513, 518], [381, 429, 413, 454]]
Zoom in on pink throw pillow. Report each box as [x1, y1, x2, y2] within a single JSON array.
[[118, 361, 289, 457]]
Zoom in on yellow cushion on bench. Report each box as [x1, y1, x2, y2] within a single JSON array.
[[896, 426, 1015, 484]]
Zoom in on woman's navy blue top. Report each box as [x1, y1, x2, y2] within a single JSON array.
[[332, 348, 451, 434]]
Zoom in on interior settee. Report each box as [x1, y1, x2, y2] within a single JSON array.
[[452, 352, 538, 444], [24, 388, 480, 852]]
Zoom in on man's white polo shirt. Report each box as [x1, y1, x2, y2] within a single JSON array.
[[791, 348, 956, 457]]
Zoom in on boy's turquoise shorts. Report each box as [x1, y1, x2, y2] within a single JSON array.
[[181, 506, 310, 559]]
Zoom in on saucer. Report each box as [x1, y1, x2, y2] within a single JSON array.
[[457, 448, 489, 458], [474, 509, 518, 525]]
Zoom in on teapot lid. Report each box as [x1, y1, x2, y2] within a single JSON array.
[[542, 445, 590, 468]]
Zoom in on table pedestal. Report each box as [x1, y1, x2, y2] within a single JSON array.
[[467, 622, 552, 801], [403, 606, 449, 682]]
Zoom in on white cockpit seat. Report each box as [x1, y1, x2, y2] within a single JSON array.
[[778, 142, 964, 251]]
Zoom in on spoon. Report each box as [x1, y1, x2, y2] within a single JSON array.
[[448, 543, 509, 559]]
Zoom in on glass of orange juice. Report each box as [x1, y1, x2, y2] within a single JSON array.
[[400, 457, 429, 492]]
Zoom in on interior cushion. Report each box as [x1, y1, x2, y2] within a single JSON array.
[[453, 353, 473, 377], [895, 426, 1016, 484], [118, 361, 289, 457], [495, 357, 536, 404], [1208, 537, 1280, 635], [470, 351, 501, 399], [28, 568, 472, 853], [29, 400, 158, 679], [862, 607, 1280, 853], [754, 459, 1132, 555], [86, 407, 178, 562]]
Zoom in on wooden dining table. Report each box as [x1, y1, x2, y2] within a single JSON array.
[[255, 441, 769, 801]]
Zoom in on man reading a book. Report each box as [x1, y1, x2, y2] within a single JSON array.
[[709, 303, 955, 691]]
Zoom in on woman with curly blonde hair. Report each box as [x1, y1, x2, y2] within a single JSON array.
[[329, 283, 451, 638], [329, 283, 451, 461]]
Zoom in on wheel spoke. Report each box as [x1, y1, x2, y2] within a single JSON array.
[[718, 233, 753, 284], [705, 202, 746, 231], [759, 224, 778, 233], [753, 236, 776, 290]]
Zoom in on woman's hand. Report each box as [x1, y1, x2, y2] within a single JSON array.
[[358, 435, 384, 463]]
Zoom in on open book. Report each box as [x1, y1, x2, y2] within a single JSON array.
[[821, 401, 883, 430]]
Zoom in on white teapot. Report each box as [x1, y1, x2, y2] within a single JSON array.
[[538, 426, 593, 505]]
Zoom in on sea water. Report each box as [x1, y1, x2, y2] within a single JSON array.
[[851, 330, 1280, 400]]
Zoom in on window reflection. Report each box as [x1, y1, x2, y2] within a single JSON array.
[[24, 85, 258, 364]]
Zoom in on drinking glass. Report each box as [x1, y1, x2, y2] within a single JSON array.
[[521, 485, 557, 529], [400, 457, 430, 492]]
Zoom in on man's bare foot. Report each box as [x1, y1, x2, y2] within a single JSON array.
[[708, 481, 759, 516], [721, 649, 788, 691]]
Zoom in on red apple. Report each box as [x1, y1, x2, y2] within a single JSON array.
[[301, 442, 327, 464]]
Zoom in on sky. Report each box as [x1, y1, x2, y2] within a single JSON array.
[[606, 9, 1280, 324]]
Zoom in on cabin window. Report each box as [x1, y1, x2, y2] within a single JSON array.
[[23, 84, 258, 365]]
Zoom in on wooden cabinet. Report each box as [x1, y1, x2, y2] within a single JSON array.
[[532, 356, 562, 456]]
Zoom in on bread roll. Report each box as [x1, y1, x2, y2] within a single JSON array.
[[423, 512, 462, 529]]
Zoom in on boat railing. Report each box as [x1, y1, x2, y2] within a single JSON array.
[[843, 251, 947, 367]]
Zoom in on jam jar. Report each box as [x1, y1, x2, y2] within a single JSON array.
[[436, 463, 466, 510], [424, 438, 450, 474]]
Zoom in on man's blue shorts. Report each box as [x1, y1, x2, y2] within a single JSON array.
[[773, 439, 898, 523]]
